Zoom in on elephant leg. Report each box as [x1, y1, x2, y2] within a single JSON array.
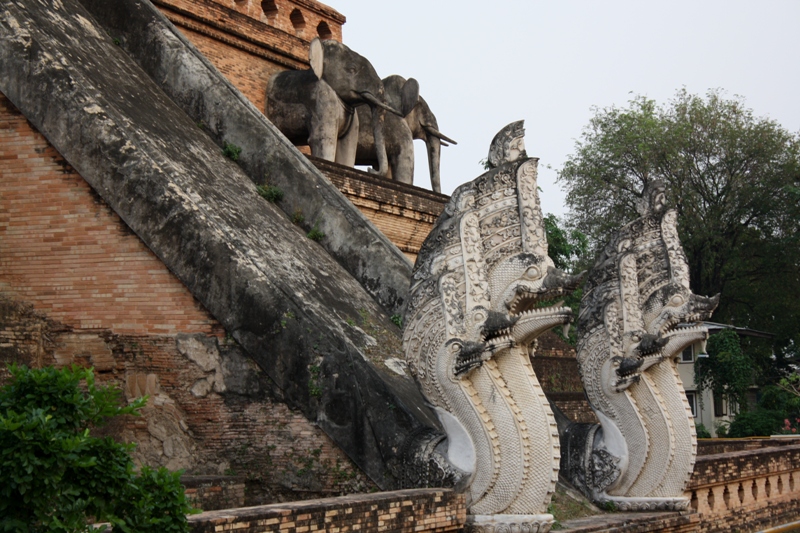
[[386, 114, 414, 185], [309, 83, 341, 161], [371, 108, 389, 177], [309, 117, 338, 161], [393, 145, 414, 185], [335, 108, 358, 167]]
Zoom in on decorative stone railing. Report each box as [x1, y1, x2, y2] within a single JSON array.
[[685, 442, 800, 531]]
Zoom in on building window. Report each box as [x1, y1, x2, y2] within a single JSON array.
[[316, 21, 332, 40], [681, 345, 694, 363], [290, 9, 305, 32], [261, 0, 278, 19], [714, 393, 727, 417], [685, 391, 697, 417]]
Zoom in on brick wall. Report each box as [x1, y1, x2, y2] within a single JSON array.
[[547, 392, 598, 425], [533, 357, 584, 393], [536, 330, 577, 358], [0, 91, 373, 504], [190, 0, 345, 42], [0, 94, 219, 336], [183, 476, 247, 511], [188, 489, 465, 533], [529, 332, 597, 423], [311, 157, 448, 262]]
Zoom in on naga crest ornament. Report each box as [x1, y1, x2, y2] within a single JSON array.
[[403, 121, 582, 531]]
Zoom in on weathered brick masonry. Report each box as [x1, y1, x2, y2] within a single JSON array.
[[311, 156, 448, 262], [183, 475, 248, 511], [0, 95, 220, 336], [532, 332, 598, 424], [188, 489, 466, 533], [0, 92, 373, 505]]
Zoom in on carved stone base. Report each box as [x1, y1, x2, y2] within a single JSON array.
[[465, 513, 554, 533], [598, 496, 690, 512]]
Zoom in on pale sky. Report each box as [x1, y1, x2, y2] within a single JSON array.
[[332, 1, 800, 218]]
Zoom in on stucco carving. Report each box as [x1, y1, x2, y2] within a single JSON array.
[[403, 122, 582, 529], [561, 180, 719, 510]]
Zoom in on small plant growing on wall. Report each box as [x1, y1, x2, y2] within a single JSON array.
[[257, 184, 284, 203], [390, 314, 403, 328], [308, 364, 322, 398], [222, 141, 242, 161], [292, 209, 305, 225], [307, 223, 325, 242]]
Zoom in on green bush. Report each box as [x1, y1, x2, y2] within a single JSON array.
[[0, 364, 194, 532], [726, 408, 786, 438], [695, 423, 711, 439]]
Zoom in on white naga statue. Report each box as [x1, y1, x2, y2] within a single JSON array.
[[560, 180, 718, 510], [403, 122, 582, 532]]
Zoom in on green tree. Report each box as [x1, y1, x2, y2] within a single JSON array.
[[544, 213, 589, 274], [694, 329, 753, 412], [558, 89, 800, 364], [0, 364, 194, 532], [544, 214, 589, 345]]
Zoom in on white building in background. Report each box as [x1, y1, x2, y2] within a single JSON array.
[[677, 323, 774, 438]]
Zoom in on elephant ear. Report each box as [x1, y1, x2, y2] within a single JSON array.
[[309, 38, 324, 79], [400, 78, 420, 117]]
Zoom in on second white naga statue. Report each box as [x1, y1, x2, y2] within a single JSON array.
[[403, 121, 583, 532], [559, 179, 718, 511]]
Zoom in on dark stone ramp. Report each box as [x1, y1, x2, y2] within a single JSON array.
[[0, 0, 440, 489]]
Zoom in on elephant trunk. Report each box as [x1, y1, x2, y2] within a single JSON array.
[[427, 134, 442, 194], [371, 107, 389, 177]]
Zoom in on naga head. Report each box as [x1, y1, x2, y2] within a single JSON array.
[[424, 121, 585, 379]]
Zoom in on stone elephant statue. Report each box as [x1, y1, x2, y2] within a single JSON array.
[[355, 75, 456, 193], [266, 38, 399, 176]]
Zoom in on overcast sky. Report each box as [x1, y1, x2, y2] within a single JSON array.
[[331, 1, 800, 218]]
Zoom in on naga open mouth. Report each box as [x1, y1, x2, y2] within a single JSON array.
[[651, 293, 719, 337], [489, 293, 573, 349], [453, 296, 573, 378]]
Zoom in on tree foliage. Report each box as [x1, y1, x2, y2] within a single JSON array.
[[544, 214, 589, 274], [694, 329, 753, 412], [558, 89, 800, 361], [544, 214, 589, 345], [0, 364, 194, 532]]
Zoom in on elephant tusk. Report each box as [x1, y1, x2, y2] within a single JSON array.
[[440, 141, 450, 147], [422, 124, 458, 145], [359, 91, 403, 117]]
